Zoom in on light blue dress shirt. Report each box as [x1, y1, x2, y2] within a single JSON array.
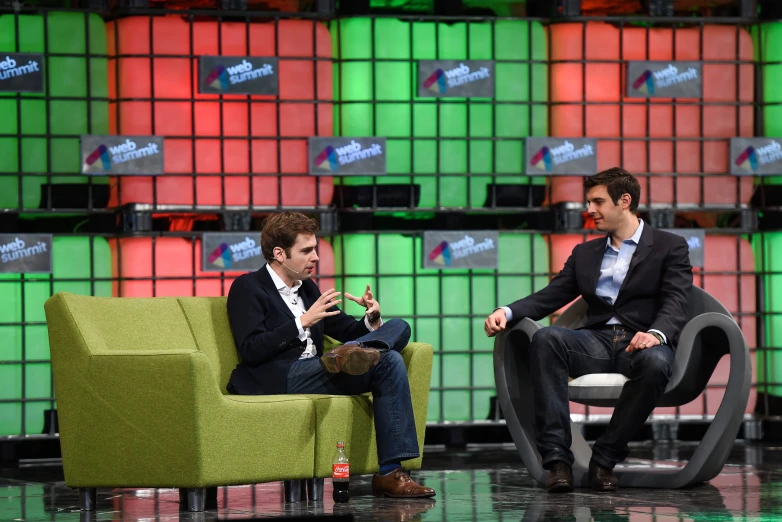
[[502, 219, 667, 344]]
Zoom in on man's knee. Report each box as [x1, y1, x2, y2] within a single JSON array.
[[531, 326, 569, 353], [635, 347, 673, 383], [383, 318, 411, 350]]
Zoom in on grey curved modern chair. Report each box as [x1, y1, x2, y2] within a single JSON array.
[[493, 286, 751, 489]]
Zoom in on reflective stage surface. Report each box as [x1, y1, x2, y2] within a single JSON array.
[[2, 441, 781, 521]]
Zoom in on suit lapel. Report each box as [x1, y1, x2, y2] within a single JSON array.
[[258, 265, 295, 320], [588, 236, 608, 294], [616, 223, 654, 302]]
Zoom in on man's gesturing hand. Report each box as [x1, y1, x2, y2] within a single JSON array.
[[626, 331, 660, 353], [484, 309, 507, 337], [300, 289, 342, 329], [344, 284, 381, 325]]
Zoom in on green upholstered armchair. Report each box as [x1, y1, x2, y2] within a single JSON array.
[[44, 292, 433, 512]]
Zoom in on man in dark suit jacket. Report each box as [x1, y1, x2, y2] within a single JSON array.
[[226, 212, 435, 499], [484, 168, 693, 493]]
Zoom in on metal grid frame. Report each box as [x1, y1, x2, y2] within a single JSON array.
[[0, 5, 779, 437]]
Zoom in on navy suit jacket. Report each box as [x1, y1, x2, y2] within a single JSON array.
[[505, 224, 694, 347], [226, 266, 370, 395]]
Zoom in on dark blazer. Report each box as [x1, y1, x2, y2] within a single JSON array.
[[506, 223, 693, 347], [225, 266, 370, 395]]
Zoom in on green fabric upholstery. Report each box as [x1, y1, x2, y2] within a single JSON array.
[[44, 292, 433, 489], [312, 342, 433, 477]]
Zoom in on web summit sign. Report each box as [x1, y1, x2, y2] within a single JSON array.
[[202, 232, 263, 272], [423, 231, 498, 270], [0, 234, 52, 274], [626, 61, 702, 99], [525, 137, 598, 175], [418, 60, 495, 98]]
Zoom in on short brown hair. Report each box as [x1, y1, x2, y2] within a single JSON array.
[[261, 212, 319, 263], [584, 167, 641, 213]]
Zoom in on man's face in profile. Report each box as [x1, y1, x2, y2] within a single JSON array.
[[283, 233, 319, 280], [586, 185, 626, 232]]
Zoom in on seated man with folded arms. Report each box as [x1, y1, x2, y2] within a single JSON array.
[[226, 211, 435, 499], [485, 168, 693, 493]]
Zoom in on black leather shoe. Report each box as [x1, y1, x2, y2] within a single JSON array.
[[589, 459, 618, 492], [546, 461, 573, 493]]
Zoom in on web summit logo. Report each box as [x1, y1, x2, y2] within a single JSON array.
[[0, 236, 47, 265], [205, 60, 274, 92], [632, 63, 698, 95], [423, 63, 490, 95], [428, 235, 495, 267], [530, 141, 594, 172], [83, 138, 160, 172], [314, 140, 383, 172], [735, 141, 782, 173], [207, 236, 261, 269], [0, 55, 40, 82]]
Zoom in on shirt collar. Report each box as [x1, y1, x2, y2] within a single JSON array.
[[265, 263, 301, 295], [606, 218, 644, 250]]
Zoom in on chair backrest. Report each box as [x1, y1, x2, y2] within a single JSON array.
[[177, 296, 239, 394], [48, 293, 198, 354], [552, 286, 733, 330], [46, 293, 239, 394]]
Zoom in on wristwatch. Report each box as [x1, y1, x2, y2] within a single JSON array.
[[367, 310, 380, 324], [648, 331, 665, 345]]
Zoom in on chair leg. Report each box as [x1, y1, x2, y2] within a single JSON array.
[[205, 486, 218, 510], [186, 488, 206, 512], [79, 488, 96, 511], [283, 480, 303, 503], [306, 478, 324, 501]]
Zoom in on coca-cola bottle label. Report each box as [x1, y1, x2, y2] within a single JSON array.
[[332, 463, 350, 479]]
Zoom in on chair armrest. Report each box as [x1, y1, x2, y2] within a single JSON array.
[[662, 311, 747, 406], [57, 351, 221, 486]]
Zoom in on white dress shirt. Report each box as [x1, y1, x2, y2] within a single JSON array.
[[265, 264, 381, 360]]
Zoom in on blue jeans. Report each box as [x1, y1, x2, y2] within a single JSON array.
[[286, 318, 420, 466], [530, 326, 674, 470]]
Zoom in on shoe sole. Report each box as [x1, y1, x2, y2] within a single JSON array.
[[321, 349, 380, 376], [372, 491, 437, 498], [546, 482, 573, 493], [591, 484, 619, 492]]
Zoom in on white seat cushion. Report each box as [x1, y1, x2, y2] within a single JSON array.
[[568, 373, 629, 403]]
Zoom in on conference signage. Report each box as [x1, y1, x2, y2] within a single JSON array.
[[308, 137, 386, 176], [663, 228, 705, 268], [627, 61, 703, 98], [418, 60, 495, 98], [0, 53, 44, 93], [423, 231, 499, 270], [202, 232, 263, 272], [81, 135, 164, 176], [525, 137, 598, 175], [0, 234, 52, 274], [730, 137, 782, 176], [198, 56, 279, 96]]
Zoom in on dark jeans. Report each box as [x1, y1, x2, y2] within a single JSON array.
[[286, 318, 420, 466], [530, 325, 674, 470]]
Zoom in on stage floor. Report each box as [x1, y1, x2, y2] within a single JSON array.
[[2, 441, 780, 521]]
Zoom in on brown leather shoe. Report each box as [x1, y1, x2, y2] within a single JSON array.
[[371, 468, 436, 498], [320, 343, 381, 376], [546, 461, 573, 493], [589, 459, 619, 492]]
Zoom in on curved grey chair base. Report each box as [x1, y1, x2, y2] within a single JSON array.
[[494, 293, 751, 489]]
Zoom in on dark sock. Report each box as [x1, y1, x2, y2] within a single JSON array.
[[379, 462, 402, 475]]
